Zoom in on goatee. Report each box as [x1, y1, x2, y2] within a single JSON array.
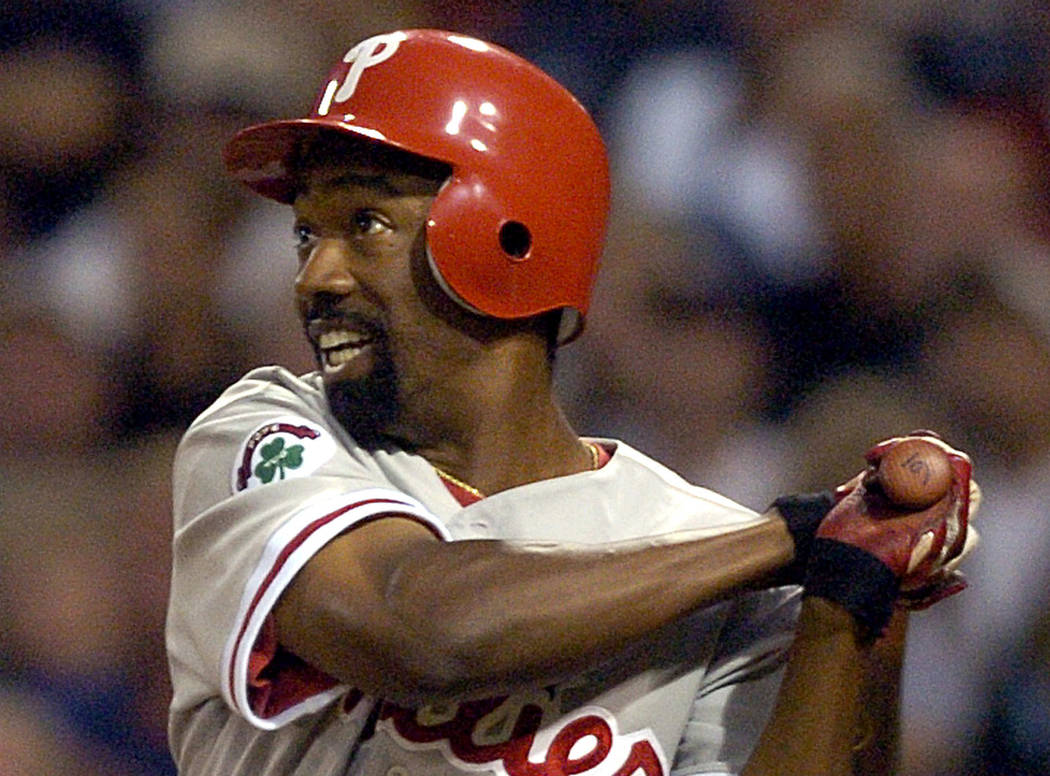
[[325, 339, 400, 449]]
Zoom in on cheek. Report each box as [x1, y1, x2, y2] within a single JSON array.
[[348, 234, 423, 316], [384, 301, 479, 396], [383, 223, 480, 378]]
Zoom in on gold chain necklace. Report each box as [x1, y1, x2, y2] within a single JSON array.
[[433, 466, 486, 499], [433, 442, 601, 500]]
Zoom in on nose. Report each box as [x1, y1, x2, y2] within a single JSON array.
[[294, 238, 358, 300]]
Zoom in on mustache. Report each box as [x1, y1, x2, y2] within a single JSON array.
[[302, 304, 387, 342]]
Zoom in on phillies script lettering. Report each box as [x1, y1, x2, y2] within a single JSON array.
[[377, 695, 665, 776], [329, 32, 403, 106]]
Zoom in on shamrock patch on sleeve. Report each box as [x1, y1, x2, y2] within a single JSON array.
[[233, 418, 337, 492]]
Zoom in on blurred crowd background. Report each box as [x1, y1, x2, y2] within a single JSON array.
[[2, 0, 1049, 773]]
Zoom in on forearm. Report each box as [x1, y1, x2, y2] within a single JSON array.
[[743, 598, 868, 776], [392, 519, 793, 688], [277, 513, 795, 704], [743, 432, 974, 776], [852, 611, 907, 776], [742, 601, 906, 776]]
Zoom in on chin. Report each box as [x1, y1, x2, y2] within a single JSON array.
[[324, 354, 400, 449]]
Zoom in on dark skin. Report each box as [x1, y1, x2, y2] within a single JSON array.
[[274, 149, 907, 775], [289, 156, 590, 487]]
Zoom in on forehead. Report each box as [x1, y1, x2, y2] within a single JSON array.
[[297, 163, 437, 202], [293, 131, 449, 200]]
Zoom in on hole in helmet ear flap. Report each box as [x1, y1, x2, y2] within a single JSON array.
[[499, 221, 532, 259]]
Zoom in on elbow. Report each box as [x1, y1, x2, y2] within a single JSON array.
[[369, 610, 516, 706], [379, 556, 520, 703]]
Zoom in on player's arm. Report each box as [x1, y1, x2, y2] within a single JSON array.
[[274, 511, 796, 705], [739, 599, 906, 776], [852, 610, 908, 775], [742, 435, 975, 776]]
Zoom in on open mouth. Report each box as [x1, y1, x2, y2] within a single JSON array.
[[316, 328, 376, 373]]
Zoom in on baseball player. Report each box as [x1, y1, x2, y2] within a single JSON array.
[[166, 30, 977, 776]]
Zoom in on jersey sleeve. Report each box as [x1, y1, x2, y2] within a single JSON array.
[[165, 371, 450, 731], [669, 586, 801, 775]]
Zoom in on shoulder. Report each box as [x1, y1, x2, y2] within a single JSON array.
[[456, 439, 764, 545], [595, 438, 761, 525], [191, 366, 327, 426], [179, 367, 338, 463], [172, 366, 459, 520], [175, 367, 336, 485], [173, 367, 370, 506]]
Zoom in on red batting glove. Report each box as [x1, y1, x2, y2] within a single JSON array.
[[860, 433, 972, 579], [805, 432, 976, 637]]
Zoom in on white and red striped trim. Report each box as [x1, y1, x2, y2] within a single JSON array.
[[222, 487, 450, 730]]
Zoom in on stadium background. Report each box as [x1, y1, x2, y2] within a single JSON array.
[[2, 1, 1048, 773]]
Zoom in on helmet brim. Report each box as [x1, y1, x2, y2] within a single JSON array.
[[223, 118, 406, 204]]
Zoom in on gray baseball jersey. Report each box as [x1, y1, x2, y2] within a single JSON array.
[[166, 365, 800, 776]]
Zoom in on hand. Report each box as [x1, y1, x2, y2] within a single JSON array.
[[806, 432, 978, 635], [896, 474, 980, 610], [819, 432, 973, 582]]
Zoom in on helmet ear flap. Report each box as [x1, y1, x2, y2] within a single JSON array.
[[425, 166, 593, 344], [426, 170, 527, 320]]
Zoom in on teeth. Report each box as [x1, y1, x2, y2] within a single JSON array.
[[317, 328, 373, 371], [325, 346, 363, 368], [318, 329, 368, 349]]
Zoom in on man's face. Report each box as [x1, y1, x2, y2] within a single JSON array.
[[291, 156, 449, 444]]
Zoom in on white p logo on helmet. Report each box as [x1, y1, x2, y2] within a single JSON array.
[[318, 32, 404, 114]]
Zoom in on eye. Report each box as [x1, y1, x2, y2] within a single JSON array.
[[294, 223, 314, 249], [351, 209, 390, 237]]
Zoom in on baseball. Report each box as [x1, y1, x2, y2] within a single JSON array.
[[876, 438, 952, 509]]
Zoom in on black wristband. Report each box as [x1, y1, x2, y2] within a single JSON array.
[[804, 538, 900, 639], [772, 491, 835, 583]]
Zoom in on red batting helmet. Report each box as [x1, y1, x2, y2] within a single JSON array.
[[224, 29, 610, 342]]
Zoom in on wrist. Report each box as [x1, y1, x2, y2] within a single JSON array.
[[803, 538, 899, 641], [772, 491, 835, 583]]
